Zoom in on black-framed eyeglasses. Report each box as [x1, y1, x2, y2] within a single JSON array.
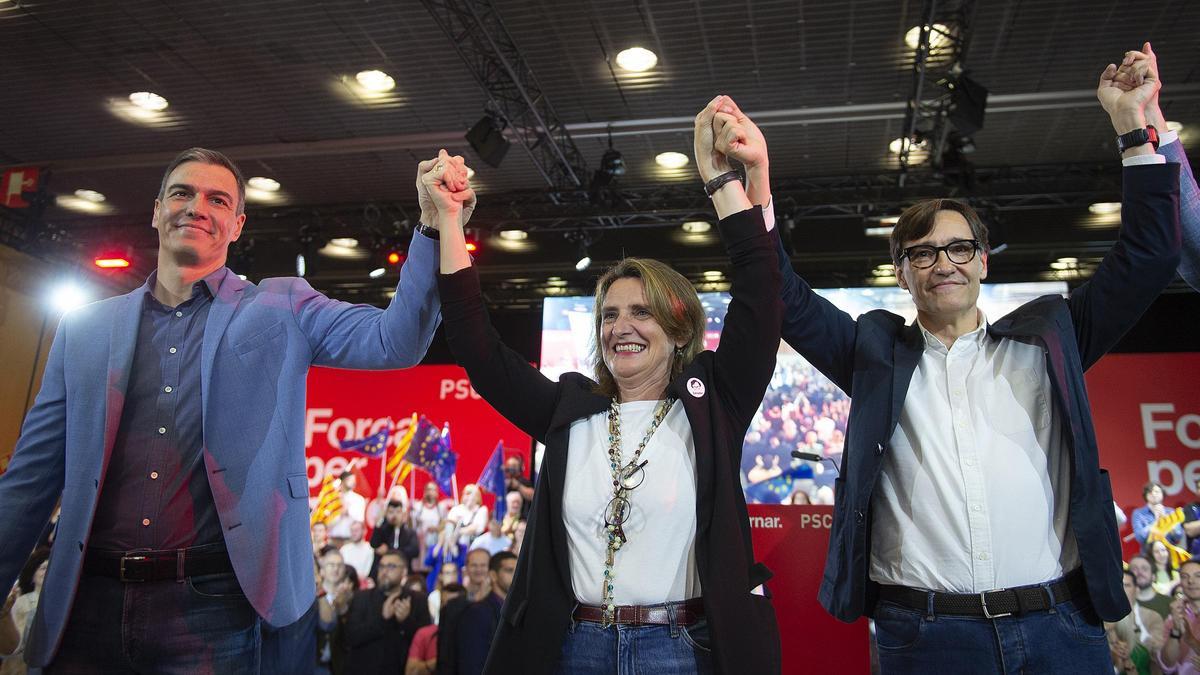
[[901, 239, 981, 269]]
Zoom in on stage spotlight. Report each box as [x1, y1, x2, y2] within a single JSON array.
[[50, 282, 89, 313], [369, 267, 386, 279], [296, 253, 307, 277], [467, 111, 510, 168], [387, 251, 403, 265], [575, 253, 591, 272]]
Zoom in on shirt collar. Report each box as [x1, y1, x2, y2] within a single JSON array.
[[141, 267, 231, 303], [916, 309, 989, 353]]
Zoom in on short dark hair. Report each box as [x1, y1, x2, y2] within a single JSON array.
[[1181, 558, 1200, 574], [380, 550, 409, 569], [889, 199, 989, 267], [466, 547, 491, 563], [489, 550, 517, 573], [1144, 481, 1164, 500], [387, 500, 405, 509], [158, 147, 246, 215], [441, 582, 466, 597]]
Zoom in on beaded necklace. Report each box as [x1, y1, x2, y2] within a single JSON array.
[[600, 396, 676, 627]]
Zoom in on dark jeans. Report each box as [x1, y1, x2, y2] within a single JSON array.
[[872, 595, 1111, 674], [556, 613, 713, 675], [43, 572, 260, 674]]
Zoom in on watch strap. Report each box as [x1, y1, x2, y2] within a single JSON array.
[[416, 223, 440, 240], [703, 170, 742, 197], [1116, 126, 1160, 155]]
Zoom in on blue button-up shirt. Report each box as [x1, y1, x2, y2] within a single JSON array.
[[90, 269, 230, 551]]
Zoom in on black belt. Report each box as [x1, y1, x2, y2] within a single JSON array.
[[875, 568, 1088, 619], [83, 546, 234, 583]]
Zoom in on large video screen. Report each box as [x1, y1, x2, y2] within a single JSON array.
[[539, 282, 1068, 505]]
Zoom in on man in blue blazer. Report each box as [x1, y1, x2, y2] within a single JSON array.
[[1116, 42, 1200, 292], [0, 148, 456, 671], [744, 58, 1180, 671]]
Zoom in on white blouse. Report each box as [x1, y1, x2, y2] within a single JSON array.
[[563, 400, 701, 605]]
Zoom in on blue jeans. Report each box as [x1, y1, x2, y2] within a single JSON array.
[[872, 595, 1111, 674], [43, 571, 261, 674], [556, 614, 713, 675]]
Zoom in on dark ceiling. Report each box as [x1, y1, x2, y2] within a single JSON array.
[[2, 0, 1198, 311]]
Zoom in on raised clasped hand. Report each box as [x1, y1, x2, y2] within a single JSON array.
[[1097, 41, 1160, 133], [712, 96, 768, 171], [694, 95, 734, 183], [417, 149, 477, 229]]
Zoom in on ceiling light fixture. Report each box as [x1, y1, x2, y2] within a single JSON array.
[[615, 47, 658, 72], [1088, 202, 1121, 215], [129, 91, 169, 111], [248, 177, 281, 192], [355, 70, 396, 92], [49, 282, 89, 313], [369, 267, 386, 278], [655, 152, 689, 169], [498, 229, 528, 241], [682, 221, 711, 233], [329, 237, 359, 248], [73, 189, 106, 203], [904, 24, 951, 50]]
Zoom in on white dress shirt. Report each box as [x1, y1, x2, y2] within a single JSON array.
[[869, 313, 1080, 593]]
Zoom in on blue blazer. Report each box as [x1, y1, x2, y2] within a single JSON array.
[[1159, 139, 1200, 290], [775, 164, 1180, 623], [0, 231, 442, 667]]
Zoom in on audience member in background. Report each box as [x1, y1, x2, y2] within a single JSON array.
[[509, 520, 527, 557], [427, 561, 461, 626], [0, 588, 18, 659], [340, 520, 375, 583], [1131, 555, 1174, 620], [406, 582, 464, 675], [1135, 482, 1185, 549], [1107, 569, 1164, 675], [469, 521, 511, 557], [330, 469, 368, 546], [498, 492, 524, 539], [344, 551, 431, 673], [313, 521, 331, 559], [0, 551, 49, 675], [1160, 559, 1200, 673], [1150, 540, 1182, 596], [447, 484, 488, 551], [320, 550, 347, 598], [437, 581, 472, 675], [316, 561, 358, 675], [503, 457, 534, 518], [461, 549, 492, 603], [413, 482, 447, 573], [456, 552, 517, 675], [371, 500, 421, 579]]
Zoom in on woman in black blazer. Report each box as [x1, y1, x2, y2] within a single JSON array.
[[421, 95, 782, 675]]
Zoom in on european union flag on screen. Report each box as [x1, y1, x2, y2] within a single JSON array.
[[477, 441, 507, 521], [337, 424, 392, 458]]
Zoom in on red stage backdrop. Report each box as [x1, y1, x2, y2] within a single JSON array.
[[1087, 352, 1200, 555], [304, 365, 531, 513], [749, 505, 871, 673]]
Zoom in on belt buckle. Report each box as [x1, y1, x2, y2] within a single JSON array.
[[980, 589, 1012, 619], [119, 555, 150, 583]]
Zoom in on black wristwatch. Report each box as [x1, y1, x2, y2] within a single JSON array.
[[415, 223, 440, 240], [1116, 125, 1160, 155]]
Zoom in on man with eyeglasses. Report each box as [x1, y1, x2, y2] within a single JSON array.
[[343, 551, 431, 674], [728, 43, 1181, 672]]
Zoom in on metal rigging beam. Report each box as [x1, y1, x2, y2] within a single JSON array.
[[419, 0, 589, 191]]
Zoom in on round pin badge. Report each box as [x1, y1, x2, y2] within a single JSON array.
[[686, 377, 706, 398]]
